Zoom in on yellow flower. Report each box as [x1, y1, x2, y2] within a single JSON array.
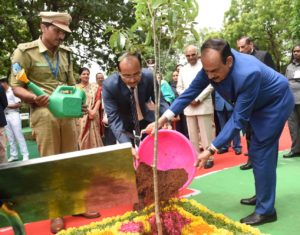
[[58, 198, 266, 235]]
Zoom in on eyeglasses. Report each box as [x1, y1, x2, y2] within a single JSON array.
[[119, 71, 141, 80], [186, 53, 196, 58]]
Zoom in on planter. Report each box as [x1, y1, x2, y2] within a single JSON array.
[[57, 198, 265, 235]]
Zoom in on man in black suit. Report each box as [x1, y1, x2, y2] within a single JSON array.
[[102, 52, 169, 158], [237, 36, 275, 69], [237, 36, 276, 171], [0, 84, 8, 163]]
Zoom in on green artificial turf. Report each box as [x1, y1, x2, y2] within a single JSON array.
[[188, 151, 300, 235]]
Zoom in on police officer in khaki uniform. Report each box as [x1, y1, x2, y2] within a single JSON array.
[[10, 11, 100, 234]]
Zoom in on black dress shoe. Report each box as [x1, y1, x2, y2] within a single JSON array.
[[234, 149, 242, 155], [204, 159, 214, 169], [240, 162, 252, 170], [283, 151, 300, 158], [240, 211, 277, 225], [217, 149, 228, 154], [73, 211, 101, 219], [240, 195, 256, 205]]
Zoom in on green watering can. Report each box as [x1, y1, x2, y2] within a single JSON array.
[[16, 69, 86, 118], [49, 85, 86, 118]]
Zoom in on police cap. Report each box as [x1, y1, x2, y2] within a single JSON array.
[[39, 11, 72, 33]]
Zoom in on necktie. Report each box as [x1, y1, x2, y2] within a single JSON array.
[[130, 87, 141, 145]]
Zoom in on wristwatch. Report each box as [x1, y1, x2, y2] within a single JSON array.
[[206, 146, 216, 155]]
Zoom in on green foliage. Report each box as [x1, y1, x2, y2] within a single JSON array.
[[108, 0, 199, 76], [222, 0, 298, 72], [0, 0, 135, 76]]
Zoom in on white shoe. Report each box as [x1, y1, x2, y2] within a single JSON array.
[[23, 156, 29, 161], [8, 157, 18, 162]]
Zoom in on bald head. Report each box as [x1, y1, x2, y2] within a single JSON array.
[[184, 45, 198, 65], [118, 54, 142, 88]]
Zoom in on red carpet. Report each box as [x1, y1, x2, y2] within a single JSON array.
[[0, 124, 291, 235]]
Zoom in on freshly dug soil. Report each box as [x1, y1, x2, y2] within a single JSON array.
[[136, 163, 188, 204]]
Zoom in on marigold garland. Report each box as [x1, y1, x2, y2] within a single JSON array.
[[57, 198, 267, 235]]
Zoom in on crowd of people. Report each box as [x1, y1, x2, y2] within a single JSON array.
[[0, 10, 299, 234]]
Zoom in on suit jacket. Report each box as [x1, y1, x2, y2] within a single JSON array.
[[251, 49, 275, 70], [169, 49, 294, 149], [103, 68, 169, 143], [214, 91, 233, 112], [0, 86, 8, 127]]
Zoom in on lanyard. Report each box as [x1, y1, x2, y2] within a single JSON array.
[[43, 52, 60, 80]]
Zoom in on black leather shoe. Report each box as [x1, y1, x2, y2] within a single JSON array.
[[240, 211, 277, 225], [234, 149, 242, 155], [283, 151, 300, 158], [217, 149, 228, 154], [240, 195, 256, 205], [240, 162, 252, 170], [204, 159, 214, 169]]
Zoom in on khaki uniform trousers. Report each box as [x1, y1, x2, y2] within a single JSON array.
[[186, 114, 215, 153], [31, 107, 78, 157]]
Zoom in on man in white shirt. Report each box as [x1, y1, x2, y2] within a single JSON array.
[[177, 45, 215, 168], [0, 78, 29, 162]]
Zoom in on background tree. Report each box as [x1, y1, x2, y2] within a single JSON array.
[[109, 0, 199, 78], [221, 0, 295, 72]]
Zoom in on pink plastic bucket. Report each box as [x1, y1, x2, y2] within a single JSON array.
[[137, 129, 197, 191]]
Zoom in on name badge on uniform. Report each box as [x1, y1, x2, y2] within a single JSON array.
[[294, 70, 300, 79], [34, 62, 49, 67]]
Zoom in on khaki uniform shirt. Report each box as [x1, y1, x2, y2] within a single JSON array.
[[10, 37, 75, 94], [9, 38, 78, 157]]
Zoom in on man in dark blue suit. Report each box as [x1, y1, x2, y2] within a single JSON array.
[[148, 39, 294, 225], [102, 52, 169, 157]]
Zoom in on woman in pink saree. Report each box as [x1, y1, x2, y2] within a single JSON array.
[[76, 67, 103, 149]]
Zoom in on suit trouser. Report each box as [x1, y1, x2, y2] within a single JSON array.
[[31, 107, 78, 157], [5, 112, 29, 159], [287, 104, 300, 153], [186, 114, 214, 153], [103, 126, 116, 146], [250, 124, 283, 215], [216, 109, 241, 150], [250, 88, 294, 215]]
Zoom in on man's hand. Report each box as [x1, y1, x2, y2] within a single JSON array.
[[34, 94, 49, 107], [194, 150, 211, 168], [190, 100, 200, 107], [145, 116, 168, 135], [162, 122, 172, 130], [131, 147, 139, 161]]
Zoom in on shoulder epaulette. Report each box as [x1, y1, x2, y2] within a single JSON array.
[[60, 44, 72, 52], [17, 40, 39, 52]]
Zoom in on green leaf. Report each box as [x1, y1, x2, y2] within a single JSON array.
[[117, 32, 127, 51], [144, 31, 152, 45], [152, 0, 167, 9], [109, 31, 119, 50], [191, 27, 200, 41]]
